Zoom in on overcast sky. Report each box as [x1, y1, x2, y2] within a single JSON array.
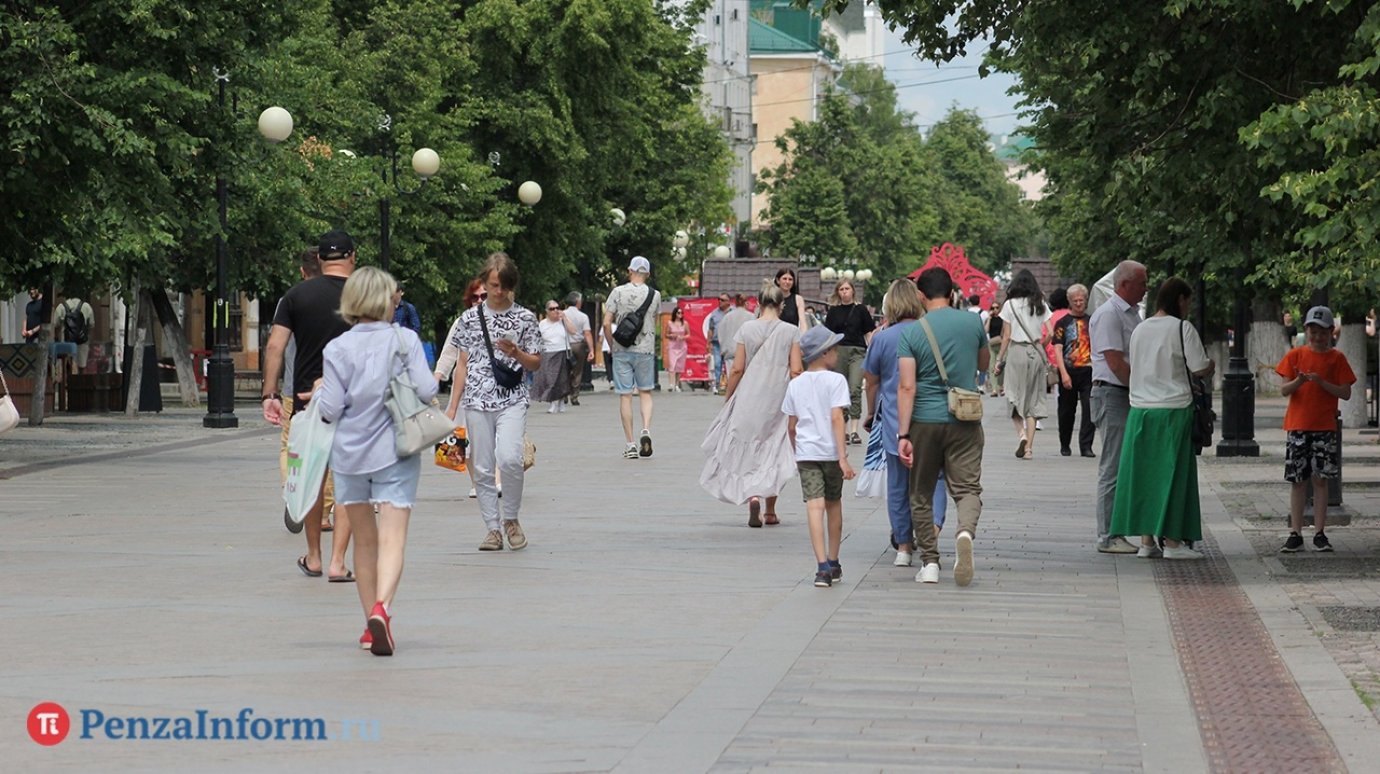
[[881, 26, 1023, 139]]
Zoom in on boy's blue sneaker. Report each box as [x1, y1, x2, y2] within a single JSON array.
[[1313, 532, 1333, 552], [813, 570, 832, 588], [1280, 532, 1304, 553]]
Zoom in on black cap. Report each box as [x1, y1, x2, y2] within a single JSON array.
[[317, 230, 355, 260]]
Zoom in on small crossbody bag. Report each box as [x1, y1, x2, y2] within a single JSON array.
[[918, 318, 983, 422]]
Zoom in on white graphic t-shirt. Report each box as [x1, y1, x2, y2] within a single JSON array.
[[452, 302, 542, 412]]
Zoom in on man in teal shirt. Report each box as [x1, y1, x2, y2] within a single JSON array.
[[897, 268, 990, 586]]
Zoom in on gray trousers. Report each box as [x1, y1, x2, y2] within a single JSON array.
[[465, 403, 528, 530], [1090, 384, 1130, 541]]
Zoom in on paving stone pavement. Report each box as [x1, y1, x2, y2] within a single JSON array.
[[1, 390, 1378, 771]]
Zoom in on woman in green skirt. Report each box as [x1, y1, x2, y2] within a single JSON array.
[[1111, 277, 1215, 559]]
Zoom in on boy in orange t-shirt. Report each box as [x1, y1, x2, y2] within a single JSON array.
[[1275, 306, 1355, 553]]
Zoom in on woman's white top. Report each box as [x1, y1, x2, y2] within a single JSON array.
[[999, 299, 1051, 344], [1127, 316, 1210, 409], [538, 318, 569, 353]]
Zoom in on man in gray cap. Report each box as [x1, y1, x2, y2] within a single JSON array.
[[604, 256, 661, 459]]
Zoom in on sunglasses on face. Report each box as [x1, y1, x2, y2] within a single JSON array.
[[547, 306, 559, 311]]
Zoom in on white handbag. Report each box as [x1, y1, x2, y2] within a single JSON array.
[[384, 326, 456, 457], [0, 365, 20, 434]]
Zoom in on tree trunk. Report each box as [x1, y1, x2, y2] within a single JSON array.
[[27, 326, 50, 426], [124, 289, 148, 417], [149, 287, 200, 407], [1338, 322, 1369, 431], [1249, 298, 1287, 397]]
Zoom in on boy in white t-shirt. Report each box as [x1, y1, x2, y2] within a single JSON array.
[[782, 326, 857, 588]]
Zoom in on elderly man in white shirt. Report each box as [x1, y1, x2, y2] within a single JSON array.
[[1088, 260, 1148, 554], [563, 292, 594, 405]]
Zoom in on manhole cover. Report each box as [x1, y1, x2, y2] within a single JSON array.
[[1319, 606, 1380, 631], [1277, 557, 1380, 578]]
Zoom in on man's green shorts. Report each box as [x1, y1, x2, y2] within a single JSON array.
[[798, 460, 844, 502]]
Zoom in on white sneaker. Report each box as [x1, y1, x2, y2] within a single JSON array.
[[468, 487, 477, 499], [548, 402, 558, 414], [557, 401, 567, 413], [893, 550, 913, 567], [1162, 545, 1204, 560], [1136, 544, 1163, 559], [916, 563, 940, 583], [953, 531, 974, 587]]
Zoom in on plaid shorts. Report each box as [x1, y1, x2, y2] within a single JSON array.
[[1284, 430, 1339, 483]]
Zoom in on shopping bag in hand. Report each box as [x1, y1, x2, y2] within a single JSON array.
[[283, 400, 336, 525], [853, 420, 886, 499], [434, 429, 468, 473]]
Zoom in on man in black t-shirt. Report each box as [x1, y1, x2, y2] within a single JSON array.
[[22, 288, 44, 343], [262, 230, 356, 580]]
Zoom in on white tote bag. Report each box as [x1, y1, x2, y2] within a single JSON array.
[[0, 365, 19, 435], [283, 399, 336, 525]]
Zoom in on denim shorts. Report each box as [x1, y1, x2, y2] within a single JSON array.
[[612, 352, 655, 394], [333, 454, 421, 508]]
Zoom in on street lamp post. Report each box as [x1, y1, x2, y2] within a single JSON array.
[[203, 75, 294, 428], [1216, 277, 1260, 456], [376, 114, 441, 272]]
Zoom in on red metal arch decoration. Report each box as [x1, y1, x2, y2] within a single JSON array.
[[907, 243, 998, 309]]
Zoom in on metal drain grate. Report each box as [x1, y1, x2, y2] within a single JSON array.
[[1155, 534, 1346, 772], [1318, 606, 1380, 632]]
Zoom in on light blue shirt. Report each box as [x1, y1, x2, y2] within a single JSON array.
[[863, 320, 917, 455], [315, 322, 437, 475]]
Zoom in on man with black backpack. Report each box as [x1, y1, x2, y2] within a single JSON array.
[[603, 256, 661, 459], [52, 292, 95, 373]]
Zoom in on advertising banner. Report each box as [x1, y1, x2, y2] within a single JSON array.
[[680, 297, 719, 385]]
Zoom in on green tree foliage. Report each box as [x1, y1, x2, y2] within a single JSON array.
[[1244, 1, 1380, 310], [823, 0, 1369, 314], [1, 0, 733, 331], [756, 64, 1029, 278], [921, 108, 1033, 272]]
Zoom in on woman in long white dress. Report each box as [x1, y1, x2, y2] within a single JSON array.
[[700, 283, 804, 527]]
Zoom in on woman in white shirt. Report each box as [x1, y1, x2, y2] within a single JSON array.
[[532, 299, 578, 413], [994, 269, 1053, 459], [314, 267, 437, 655], [1111, 277, 1215, 559]]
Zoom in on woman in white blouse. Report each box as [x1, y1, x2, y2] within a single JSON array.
[[995, 269, 1053, 459], [1111, 277, 1215, 559], [533, 299, 578, 413]]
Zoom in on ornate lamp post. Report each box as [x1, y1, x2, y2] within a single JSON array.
[[203, 68, 294, 429]]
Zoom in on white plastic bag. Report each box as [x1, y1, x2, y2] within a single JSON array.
[[283, 399, 336, 525]]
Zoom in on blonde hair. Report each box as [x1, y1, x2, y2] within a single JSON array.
[[881, 279, 924, 322], [758, 280, 784, 309], [339, 266, 398, 325], [828, 279, 855, 306]]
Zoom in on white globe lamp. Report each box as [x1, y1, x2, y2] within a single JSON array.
[[820, 267, 837, 281], [713, 244, 731, 260], [411, 148, 440, 178], [673, 230, 690, 249], [257, 107, 294, 143], [610, 207, 626, 227], [842, 269, 855, 281], [518, 180, 542, 206]]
